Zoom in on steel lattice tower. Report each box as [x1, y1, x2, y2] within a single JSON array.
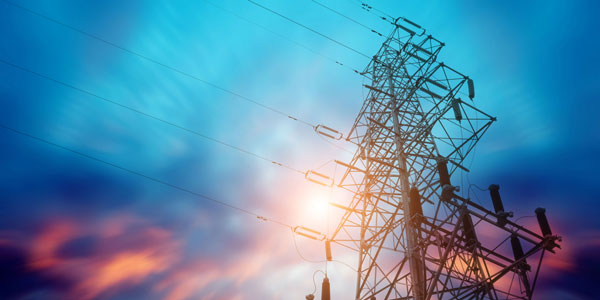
[[330, 19, 560, 300]]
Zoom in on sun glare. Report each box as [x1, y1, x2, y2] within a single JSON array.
[[300, 190, 331, 225], [311, 195, 329, 218]]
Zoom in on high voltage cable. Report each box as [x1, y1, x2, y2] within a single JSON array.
[[247, 0, 372, 60], [1, 0, 316, 129], [310, 0, 383, 37], [0, 123, 294, 229], [346, 0, 396, 25], [2, 121, 355, 281], [3, 1, 356, 177], [3, 0, 355, 154], [0, 58, 305, 175], [201, 0, 366, 77]]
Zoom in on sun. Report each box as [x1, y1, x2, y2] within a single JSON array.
[[308, 194, 330, 220], [295, 187, 333, 226]]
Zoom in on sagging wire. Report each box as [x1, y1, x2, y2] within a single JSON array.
[[0, 123, 295, 230], [3, 122, 357, 298], [248, 0, 372, 60], [346, 0, 395, 25], [292, 228, 325, 264], [1, 0, 317, 129], [311, 269, 326, 295], [3, 0, 356, 167], [0, 58, 306, 176], [201, 0, 367, 79], [310, 0, 384, 37], [290, 228, 358, 273], [468, 184, 486, 206]]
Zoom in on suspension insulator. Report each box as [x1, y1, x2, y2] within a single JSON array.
[[467, 78, 475, 99], [402, 17, 422, 29], [425, 77, 447, 90], [452, 98, 463, 122], [510, 235, 530, 271], [488, 184, 513, 227], [437, 158, 451, 187], [488, 184, 505, 214], [462, 212, 478, 248], [395, 17, 425, 36], [535, 207, 553, 237], [511, 234, 525, 261], [321, 277, 331, 300], [325, 240, 332, 261], [305, 170, 334, 187], [420, 86, 443, 99], [314, 124, 343, 140], [409, 186, 423, 224], [294, 226, 326, 241]]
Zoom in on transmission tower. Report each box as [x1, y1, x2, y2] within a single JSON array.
[[329, 18, 561, 300]]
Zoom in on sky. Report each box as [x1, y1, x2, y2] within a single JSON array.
[[0, 0, 599, 299]]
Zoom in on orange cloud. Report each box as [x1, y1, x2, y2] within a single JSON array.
[[75, 248, 176, 299], [156, 262, 221, 300], [23, 214, 182, 300], [28, 220, 78, 269], [544, 232, 600, 273], [154, 228, 291, 300]]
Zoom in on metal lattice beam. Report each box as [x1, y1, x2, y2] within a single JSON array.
[[330, 18, 559, 300]]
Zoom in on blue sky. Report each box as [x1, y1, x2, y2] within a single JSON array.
[[1, 0, 599, 299]]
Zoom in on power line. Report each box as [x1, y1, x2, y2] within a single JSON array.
[[292, 229, 325, 264], [0, 123, 294, 229], [247, 0, 372, 60], [0, 123, 361, 271], [3, 0, 354, 153], [201, 0, 366, 77], [0, 58, 305, 175], [291, 229, 358, 273], [346, 0, 395, 25], [310, 0, 383, 37], [1, 0, 316, 129], [310, 269, 326, 295], [1, 122, 362, 291]]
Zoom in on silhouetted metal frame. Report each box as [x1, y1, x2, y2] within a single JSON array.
[[330, 21, 555, 300]]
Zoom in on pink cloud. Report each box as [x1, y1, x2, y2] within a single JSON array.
[[22, 214, 182, 300]]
